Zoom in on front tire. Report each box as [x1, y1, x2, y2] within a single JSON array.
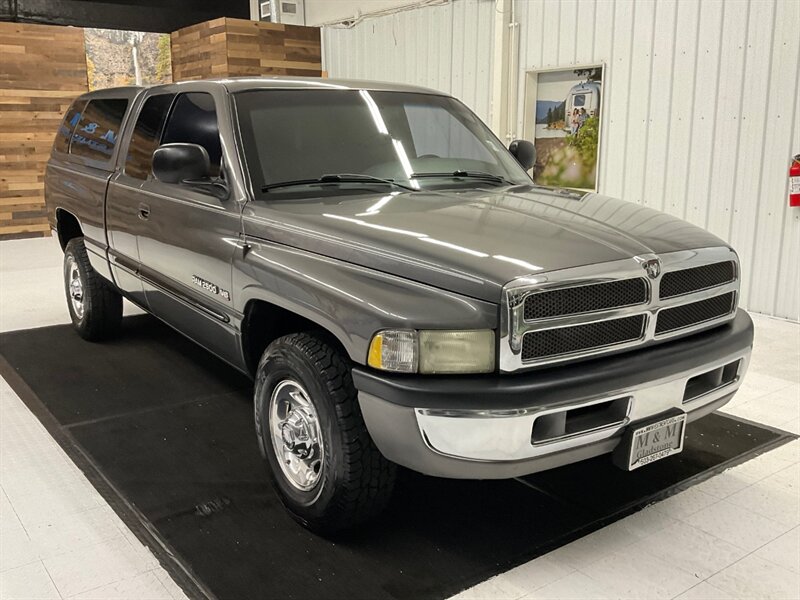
[[254, 333, 396, 534], [63, 237, 122, 341]]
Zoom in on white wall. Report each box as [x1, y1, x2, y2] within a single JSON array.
[[323, 0, 800, 321], [323, 0, 496, 122], [306, 0, 424, 25]]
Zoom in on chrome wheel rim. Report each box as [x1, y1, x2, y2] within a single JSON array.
[[65, 255, 84, 319], [269, 379, 324, 491]]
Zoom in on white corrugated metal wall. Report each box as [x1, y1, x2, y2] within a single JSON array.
[[322, 0, 496, 123], [514, 0, 800, 320], [322, 0, 800, 321]]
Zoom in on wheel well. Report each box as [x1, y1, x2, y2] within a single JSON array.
[[241, 299, 350, 376], [56, 209, 83, 250]]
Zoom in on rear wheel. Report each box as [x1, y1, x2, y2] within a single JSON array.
[[63, 238, 122, 341], [254, 332, 396, 534]]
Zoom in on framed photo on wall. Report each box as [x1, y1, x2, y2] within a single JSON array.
[[522, 64, 604, 191], [84, 28, 172, 91]]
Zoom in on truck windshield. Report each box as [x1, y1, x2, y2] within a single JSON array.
[[234, 89, 532, 197]]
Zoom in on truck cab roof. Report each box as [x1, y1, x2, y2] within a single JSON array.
[[74, 76, 447, 103]]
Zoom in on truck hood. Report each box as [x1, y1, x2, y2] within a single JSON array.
[[241, 185, 728, 302]]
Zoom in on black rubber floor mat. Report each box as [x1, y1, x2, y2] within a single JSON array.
[[1, 316, 793, 600]]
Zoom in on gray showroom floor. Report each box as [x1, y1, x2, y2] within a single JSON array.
[[1, 236, 798, 600]]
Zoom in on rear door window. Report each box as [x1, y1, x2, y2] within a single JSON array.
[[161, 93, 222, 176], [54, 100, 86, 154], [69, 98, 129, 163], [124, 94, 175, 179]]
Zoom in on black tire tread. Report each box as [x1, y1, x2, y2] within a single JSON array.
[[259, 332, 396, 532], [64, 237, 122, 341]]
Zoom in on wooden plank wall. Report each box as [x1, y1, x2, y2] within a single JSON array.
[[225, 18, 321, 77], [0, 22, 88, 240], [169, 17, 229, 82], [0, 17, 319, 240], [171, 17, 321, 81]]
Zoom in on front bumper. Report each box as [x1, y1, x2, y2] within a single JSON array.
[[353, 309, 754, 479]]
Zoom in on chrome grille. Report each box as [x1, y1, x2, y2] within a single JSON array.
[[523, 278, 648, 320], [500, 247, 740, 372], [522, 315, 646, 361], [656, 292, 736, 335], [660, 261, 736, 299]]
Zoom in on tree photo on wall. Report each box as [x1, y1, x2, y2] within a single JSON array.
[[84, 28, 172, 91]]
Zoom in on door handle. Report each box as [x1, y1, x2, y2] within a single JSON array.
[[138, 203, 150, 220]]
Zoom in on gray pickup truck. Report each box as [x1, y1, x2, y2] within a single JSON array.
[[45, 77, 753, 532]]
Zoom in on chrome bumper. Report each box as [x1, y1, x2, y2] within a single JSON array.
[[358, 347, 751, 479], [415, 351, 748, 462]]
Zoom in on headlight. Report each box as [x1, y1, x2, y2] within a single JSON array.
[[368, 329, 495, 374], [419, 330, 495, 373]]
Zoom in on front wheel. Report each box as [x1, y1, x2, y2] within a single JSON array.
[[254, 333, 396, 534], [63, 237, 122, 341]]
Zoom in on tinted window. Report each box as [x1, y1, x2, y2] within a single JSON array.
[[162, 93, 222, 176], [70, 98, 128, 162], [573, 94, 586, 107], [125, 94, 175, 179], [235, 90, 529, 196], [54, 100, 86, 154], [405, 103, 493, 162]]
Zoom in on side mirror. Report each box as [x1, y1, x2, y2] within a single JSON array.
[[152, 143, 210, 184], [508, 139, 536, 171]]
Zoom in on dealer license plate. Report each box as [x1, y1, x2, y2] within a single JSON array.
[[624, 412, 686, 470]]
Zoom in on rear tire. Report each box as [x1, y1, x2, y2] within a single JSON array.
[[63, 237, 122, 341], [254, 332, 396, 534]]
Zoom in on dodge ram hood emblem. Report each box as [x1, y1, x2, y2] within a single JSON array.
[[642, 258, 661, 279]]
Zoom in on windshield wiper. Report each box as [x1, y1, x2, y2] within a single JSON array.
[[262, 173, 415, 192], [410, 170, 512, 185]]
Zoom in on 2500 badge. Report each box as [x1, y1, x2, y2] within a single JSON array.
[[192, 275, 230, 301]]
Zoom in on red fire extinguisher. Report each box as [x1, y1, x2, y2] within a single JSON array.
[[790, 154, 800, 207]]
